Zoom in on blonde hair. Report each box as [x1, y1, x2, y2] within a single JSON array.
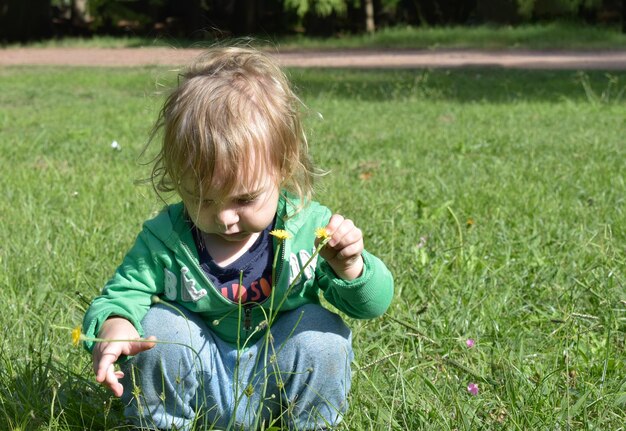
[[149, 46, 315, 205]]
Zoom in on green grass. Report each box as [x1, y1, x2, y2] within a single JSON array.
[[274, 21, 626, 50], [12, 21, 626, 51], [0, 64, 625, 430]]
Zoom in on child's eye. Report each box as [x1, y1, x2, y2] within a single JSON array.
[[237, 196, 257, 205], [200, 199, 215, 207]]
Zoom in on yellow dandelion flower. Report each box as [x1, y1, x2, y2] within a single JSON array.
[[270, 229, 291, 240], [315, 227, 331, 240], [71, 325, 83, 347]]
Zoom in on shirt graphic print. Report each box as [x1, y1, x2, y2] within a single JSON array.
[[192, 222, 274, 304]]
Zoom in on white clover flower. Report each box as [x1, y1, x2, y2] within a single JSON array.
[[111, 140, 121, 151]]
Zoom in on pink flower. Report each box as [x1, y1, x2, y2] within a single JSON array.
[[466, 338, 475, 348], [467, 383, 479, 396]]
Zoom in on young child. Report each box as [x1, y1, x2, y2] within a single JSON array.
[[82, 46, 394, 431]]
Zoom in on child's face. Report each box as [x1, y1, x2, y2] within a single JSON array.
[[180, 175, 280, 244]]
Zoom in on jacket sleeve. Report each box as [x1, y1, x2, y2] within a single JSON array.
[[82, 229, 163, 352], [316, 249, 394, 319]]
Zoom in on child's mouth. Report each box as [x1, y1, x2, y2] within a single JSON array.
[[218, 232, 248, 241]]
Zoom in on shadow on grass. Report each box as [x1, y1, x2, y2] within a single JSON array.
[[2, 65, 624, 107], [0, 350, 127, 430], [291, 68, 626, 104]]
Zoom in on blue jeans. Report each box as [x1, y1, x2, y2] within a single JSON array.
[[120, 303, 353, 430]]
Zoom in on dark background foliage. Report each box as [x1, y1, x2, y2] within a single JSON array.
[[1, 0, 625, 44]]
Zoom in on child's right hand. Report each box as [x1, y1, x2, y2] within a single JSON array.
[[92, 317, 156, 397]]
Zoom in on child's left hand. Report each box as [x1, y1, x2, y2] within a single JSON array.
[[317, 214, 364, 281]]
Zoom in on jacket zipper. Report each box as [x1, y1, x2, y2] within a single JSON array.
[[181, 233, 286, 338], [244, 306, 252, 332]]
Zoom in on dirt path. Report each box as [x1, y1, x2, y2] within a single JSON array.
[[2, 47, 626, 69]]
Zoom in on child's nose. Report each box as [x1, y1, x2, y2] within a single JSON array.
[[215, 207, 239, 227]]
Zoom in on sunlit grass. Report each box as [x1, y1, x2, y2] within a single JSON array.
[[275, 21, 626, 50], [0, 65, 624, 429], [11, 21, 626, 51]]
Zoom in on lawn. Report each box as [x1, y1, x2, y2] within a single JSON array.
[[0, 63, 624, 430], [14, 21, 626, 51]]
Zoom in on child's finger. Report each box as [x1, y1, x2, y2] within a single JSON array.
[[324, 215, 354, 247], [329, 224, 361, 250], [127, 336, 157, 356], [104, 363, 124, 397], [94, 348, 119, 383], [333, 240, 364, 261]]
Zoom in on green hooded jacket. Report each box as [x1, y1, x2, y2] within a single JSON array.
[[82, 194, 394, 350]]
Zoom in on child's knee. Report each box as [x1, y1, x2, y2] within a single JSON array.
[[141, 303, 201, 341], [275, 306, 354, 375], [283, 303, 351, 337], [296, 330, 353, 374], [142, 304, 176, 332], [135, 303, 211, 373]]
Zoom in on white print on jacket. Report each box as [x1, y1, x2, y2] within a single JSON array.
[[163, 267, 208, 302], [288, 249, 317, 293], [181, 267, 208, 301]]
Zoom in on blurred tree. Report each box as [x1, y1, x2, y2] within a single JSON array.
[[232, 0, 257, 34], [476, 0, 520, 23], [283, 0, 346, 17], [284, 0, 382, 32], [175, 0, 207, 37], [531, 0, 602, 18], [365, 0, 374, 31], [406, 0, 477, 24], [0, 0, 52, 42], [71, 0, 90, 26], [88, 0, 163, 33], [2, 0, 623, 41]]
